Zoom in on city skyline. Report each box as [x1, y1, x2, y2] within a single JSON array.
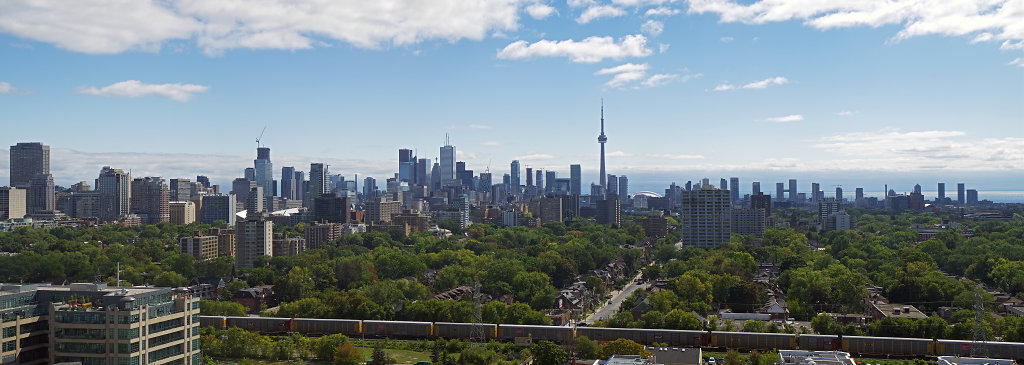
[[1, 0, 1021, 196]]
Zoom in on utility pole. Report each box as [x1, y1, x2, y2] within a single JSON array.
[[971, 284, 988, 357]]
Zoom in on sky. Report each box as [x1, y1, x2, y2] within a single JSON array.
[[0, 0, 1022, 199]]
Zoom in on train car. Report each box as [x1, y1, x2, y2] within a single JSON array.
[[799, 334, 840, 351], [575, 327, 708, 347], [291, 318, 362, 336], [199, 316, 227, 330], [842, 336, 931, 357], [710, 332, 796, 350], [657, 329, 710, 347], [228, 316, 292, 333], [362, 320, 433, 338], [433, 322, 497, 340], [576, 327, 645, 344], [936, 339, 1024, 361], [497, 324, 574, 344]]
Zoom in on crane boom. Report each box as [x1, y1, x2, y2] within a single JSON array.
[[256, 126, 267, 148]]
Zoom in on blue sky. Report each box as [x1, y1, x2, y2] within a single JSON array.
[[0, 0, 1022, 198]]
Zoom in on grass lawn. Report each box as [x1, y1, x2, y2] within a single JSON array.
[[355, 346, 437, 364]]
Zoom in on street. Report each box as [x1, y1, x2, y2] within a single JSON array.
[[584, 271, 648, 324]]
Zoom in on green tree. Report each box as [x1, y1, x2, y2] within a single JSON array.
[[724, 350, 741, 365], [334, 342, 362, 365], [153, 271, 186, 287], [576, 336, 599, 359], [276, 266, 315, 302], [371, 344, 387, 365], [599, 338, 649, 360], [532, 340, 568, 365]]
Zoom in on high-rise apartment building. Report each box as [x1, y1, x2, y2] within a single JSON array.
[[27, 173, 54, 214], [363, 177, 377, 199], [539, 196, 563, 224], [365, 197, 400, 224], [789, 179, 798, 202], [130, 177, 170, 224], [752, 181, 761, 195], [750, 193, 772, 220], [729, 177, 739, 204], [731, 208, 766, 237], [680, 186, 731, 248], [478, 173, 492, 194], [9, 142, 49, 188], [304, 222, 342, 250], [966, 189, 978, 206], [958, 183, 966, 205], [200, 194, 236, 226], [510, 160, 520, 195], [196, 175, 210, 188], [416, 158, 430, 186], [526, 167, 533, 187], [570, 164, 582, 196], [0, 283, 200, 365], [545, 171, 557, 194], [937, 183, 946, 200], [607, 174, 618, 199], [245, 186, 264, 216], [618, 175, 628, 201], [97, 166, 131, 222], [836, 187, 844, 201], [535, 170, 544, 192], [169, 201, 196, 225], [818, 198, 841, 222], [776, 183, 785, 202], [596, 197, 621, 226], [313, 194, 349, 223], [236, 215, 273, 268], [0, 187, 27, 220], [180, 231, 219, 261]]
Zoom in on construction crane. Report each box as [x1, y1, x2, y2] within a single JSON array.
[[256, 125, 267, 149]]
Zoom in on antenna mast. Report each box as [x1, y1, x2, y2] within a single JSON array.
[[972, 284, 989, 357], [471, 279, 485, 344]]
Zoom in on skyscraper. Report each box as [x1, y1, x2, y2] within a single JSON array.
[[27, 173, 54, 214], [618, 175, 628, 201], [546, 170, 557, 194], [245, 185, 264, 216], [416, 158, 429, 186], [836, 187, 844, 201], [201, 194, 236, 226], [440, 137, 456, 187], [720, 178, 727, 190], [535, 170, 544, 191], [938, 183, 946, 200], [130, 177, 169, 224], [281, 167, 296, 200], [363, 177, 377, 199], [0, 187, 26, 220], [170, 178, 192, 202], [570, 164, 582, 196], [97, 166, 131, 222], [752, 181, 761, 195], [607, 174, 618, 199], [957, 183, 966, 205], [598, 101, 608, 193], [729, 177, 739, 204], [309, 163, 328, 208], [789, 179, 798, 202], [526, 167, 533, 187], [776, 183, 785, 202], [9, 142, 49, 188], [236, 215, 273, 268], [399, 148, 415, 183], [254, 147, 274, 200], [293, 170, 305, 202], [811, 182, 821, 202], [510, 160, 520, 195]]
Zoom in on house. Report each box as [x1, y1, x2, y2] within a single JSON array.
[[868, 301, 927, 320], [188, 277, 228, 300], [647, 347, 702, 365], [233, 285, 275, 313]]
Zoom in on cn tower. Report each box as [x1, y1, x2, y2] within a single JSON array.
[[598, 100, 607, 194]]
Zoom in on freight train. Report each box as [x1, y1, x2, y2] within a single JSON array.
[[200, 316, 1024, 361]]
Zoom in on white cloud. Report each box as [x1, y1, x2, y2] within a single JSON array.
[[526, 3, 558, 19], [645, 7, 680, 16], [720, 36, 734, 42], [714, 76, 788, 91], [567, 0, 596, 8], [515, 153, 554, 161], [762, 114, 804, 123], [607, 150, 633, 157], [577, 5, 626, 23], [658, 43, 670, 53], [497, 34, 651, 63], [1000, 40, 1024, 50], [595, 63, 649, 88], [647, 153, 705, 160], [0, 0, 527, 55], [481, 141, 502, 146], [612, 0, 674, 6], [812, 129, 1024, 171], [76, 80, 209, 102], [0, 81, 24, 94], [641, 20, 664, 36], [642, 73, 678, 87], [1010, 57, 1024, 67], [686, 0, 1024, 47], [837, 110, 857, 116], [455, 150, 478, 160]]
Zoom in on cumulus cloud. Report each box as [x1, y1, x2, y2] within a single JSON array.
[[1010, 57, 1024, 67], [0, 81, 25, 94], [762, 114, 804, 123], [1001, 40, 1024, 50], [76, 80, 209, 102], [658, 43, 670, 53], [645, 7, 680, 16], [526, 3, 557, 19], [607, 151, 633, 157], [0, 0, 526, 55], [497, 34, 651, 63], [837, 110, 857, 116], [481, 141, 502, 146], [714, 76, 788, 91], [641, 20, 664, 36], [686, 0, 1024, 47], [577, 5, 626, 23], [595, 63, 650, 88]]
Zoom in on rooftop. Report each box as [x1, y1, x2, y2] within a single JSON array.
[[937, 357, 1016, 365], [778, 350, 856, 365]]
